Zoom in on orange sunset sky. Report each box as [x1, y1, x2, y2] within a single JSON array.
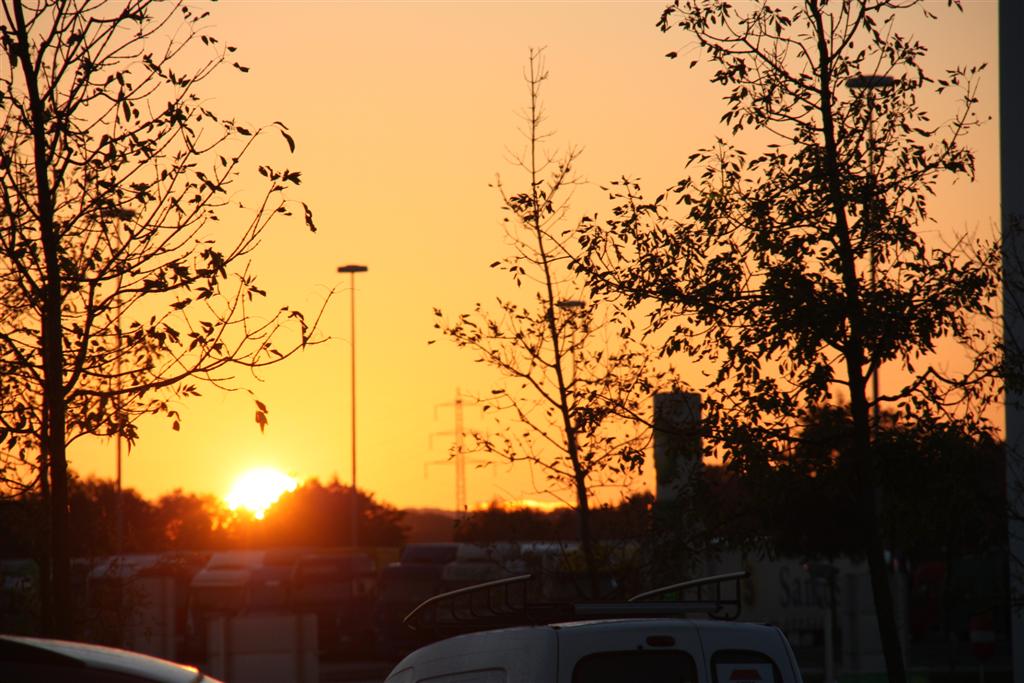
[[71, 0, 1001, 512]]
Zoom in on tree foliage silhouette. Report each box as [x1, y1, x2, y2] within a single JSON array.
[[0, 477, 235, 558], [703, 405, 1003, 562], [434, 49, 668, 596], [0, 0, 322, 635], [258, 479, 407, 548], [575, 1, 996, 680]]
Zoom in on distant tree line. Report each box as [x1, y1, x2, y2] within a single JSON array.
[[0, 477, 406, 558], [486, 419, 998, 565], [453, 407, 1005, 570], [1, 406, 998, 568], [453, 495, 653, 545]]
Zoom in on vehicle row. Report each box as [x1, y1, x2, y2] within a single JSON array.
[[1, 542, 593, 664]]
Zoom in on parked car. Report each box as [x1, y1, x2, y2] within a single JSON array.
[[375, 543, 509, 659], [0, 634, 225, 682], [86, 552, 209, 662], [292, 550, 377, 655]]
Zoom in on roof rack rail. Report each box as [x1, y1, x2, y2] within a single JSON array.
[[629, 570, 748, 620], [403, 570, 749, 634], [403, 574, 622, 633]]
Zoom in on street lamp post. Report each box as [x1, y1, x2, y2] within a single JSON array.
[[338, 264, 368, 547], [847, 73, 896, 440]]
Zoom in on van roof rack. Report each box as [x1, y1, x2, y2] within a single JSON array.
[[629, 570, 748, 604], [403, 570, 748, 634]]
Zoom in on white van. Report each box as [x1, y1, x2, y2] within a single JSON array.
[[384, 573, 803, 683]]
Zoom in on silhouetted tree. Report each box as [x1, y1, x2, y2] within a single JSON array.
[[0, 0, 322, 635], [879, 418, 1003, 560], [258, 479, 407, 548], [575, 2, 996, 679], [0, 492, 42, 558], [153, 489, 234, 551], [0, 477, 240, 558], [435, 49, 668, 596], [590, 494, 654, 542], [704, 406, 1003, 562], [454, 496, 653, 545], [454, 502, 572, 543], [402, 509, 458, 543], [67, 477, 157, 556]]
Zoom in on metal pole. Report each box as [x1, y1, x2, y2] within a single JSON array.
[[338, 264, 367, 548], [349, 271, 358, 547], [454, 389, 466, 516], [847, 75, 895, 440]]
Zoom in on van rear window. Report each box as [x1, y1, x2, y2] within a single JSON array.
[[572, 650, 698, 683]]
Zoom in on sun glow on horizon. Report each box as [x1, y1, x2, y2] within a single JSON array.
[[472, 498, 570, 513], [225, 467, 297, 520]]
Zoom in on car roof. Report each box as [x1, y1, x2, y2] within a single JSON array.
[[551, 617, 773, 632], [0, 635, 214, 683], [389, 618, 789, 682], [399, 618, 777, 655]]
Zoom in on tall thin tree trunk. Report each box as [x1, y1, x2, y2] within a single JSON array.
[[809, 3, 906, 678], [569, 442, 599, 597], [36, 450, 52, 634], [13, 0, 72, 638], [852, 388, 906, 683], [524, 49, 600, 597]]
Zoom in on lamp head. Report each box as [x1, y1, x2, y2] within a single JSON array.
[[846, 74, 897, 90]]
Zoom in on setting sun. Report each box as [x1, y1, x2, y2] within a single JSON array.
[[225, 468, 298, 520]]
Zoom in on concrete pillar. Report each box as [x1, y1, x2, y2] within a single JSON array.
[[648, 391, 703, 586], [653, 391, 702, 502]]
